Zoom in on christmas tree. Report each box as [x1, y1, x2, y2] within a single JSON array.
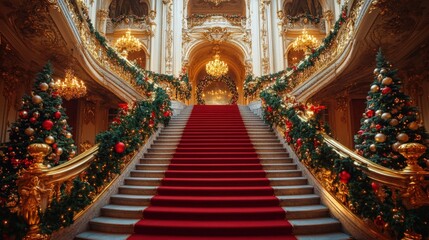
[[354, 49, 429, 170], [1, 62, 77, 237]]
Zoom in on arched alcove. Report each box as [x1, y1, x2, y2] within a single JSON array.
[[283, 0, 323, 16], [108, 0, 149, 19], [127, 48, 147, 69], [287, 48, 305, 67], [188, 41, 245, 105]]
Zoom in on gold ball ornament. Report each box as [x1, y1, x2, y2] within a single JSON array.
[[392, 142, 401, 152], [370, 144, 377, 152], [39, 82, 49, 91], [370, 85, 380, 93], [373, 68, 380, 75], [24, 127, 35, 136], [382, 77, 393, 85], [396, 133, 409, 143], [381, 113, 392, 120], [390, 119, 399, 126], [56, 147, 63, 155], [70, 150, 76, 157], [49, 81, 56, 89], [65, 132, 73, 139], [32, 95, 43, 104], [408, 122, 419, 130], [45, 135, 55, 144], [380, 68, 388, 75], [375, 110, 383, 116], [375, 133, 387, 143], [377, 74, 383, 81]]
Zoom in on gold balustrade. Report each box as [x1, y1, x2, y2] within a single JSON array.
[[287, 112, 429, 239]]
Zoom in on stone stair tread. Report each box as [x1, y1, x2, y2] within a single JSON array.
[[112, 194, 154, 199], [277, 194, 319, 200], [90, 217, 139, 225], [273, 185, 313, 190], [75, 231, 130, 240], [102, 204, 146, 211], [269, 177, 306, 180], [120, 185, 157, 190], [126, 177, 162, 181], [284, 205, 328, 212], [296, 232, 351, 240], [290, 217, 340, 226]]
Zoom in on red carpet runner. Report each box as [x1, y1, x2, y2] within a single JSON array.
[[128, 105, 296, 240]]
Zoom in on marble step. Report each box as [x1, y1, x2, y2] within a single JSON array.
[[129, 169, 302, 178]]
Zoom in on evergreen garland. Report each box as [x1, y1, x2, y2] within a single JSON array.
[[260, 85, 429, 239]]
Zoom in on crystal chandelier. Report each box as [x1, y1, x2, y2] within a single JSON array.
[[206, 53, 228, 77], [114, 30, 142, 57], [55, 67, 87, 101], [204, 0, 230, 7], [291, 29, 319, 54]]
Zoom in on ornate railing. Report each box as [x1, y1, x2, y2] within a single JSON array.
[[1, 87, 173, 239], [106, 14, 153, 34], [255, 88, 429, 239], [187, 14, 246, 28], [244, 1, 365, 98], [63, 0, 191, 100]]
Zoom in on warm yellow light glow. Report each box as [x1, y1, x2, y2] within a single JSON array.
[[206, 54, 228, 77], [114, 30, 142, 56], [204, 0, 230, 7], [55, 68, 87, 101], [292, 29, 319, 53]]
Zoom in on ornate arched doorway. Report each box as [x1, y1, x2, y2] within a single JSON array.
[[187, 42, 246, 105], [196, 75, 239, 105]]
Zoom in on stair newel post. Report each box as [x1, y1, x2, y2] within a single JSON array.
[[17, 143, 53, 240], [398, 143, 429, 240]]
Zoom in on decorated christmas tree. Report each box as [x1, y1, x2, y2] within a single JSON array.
[[354, 49, 429, 170], [1, 62, 77, 238]]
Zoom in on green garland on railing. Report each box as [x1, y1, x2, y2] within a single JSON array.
[[244, 7, 348, 97], [71, 0, 191, 99], [260, 89, 429, 238], [40, 87, 171, 234], [243, 70, 287, 98]]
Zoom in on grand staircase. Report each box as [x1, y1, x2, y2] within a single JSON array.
[[76, 105, 350, 240]]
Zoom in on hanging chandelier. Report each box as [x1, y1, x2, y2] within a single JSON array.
[[55, 67, 87, 101], [114, 30, 142, 56], [206, 53, 228, 77], [291, 29, 319, 53]]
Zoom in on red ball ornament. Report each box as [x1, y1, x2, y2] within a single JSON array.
[[267, 106, 273, 113], [52, 91, 59, 98], [358, 130, 364, 135], [381, 87, 391, 95], [52, 143, 58, 149], [339, 170, 351, 184], [19, 110, 29, 119], [371, 182, 379, 192], [115, 142, 126, 153], [149, 119, 155, 128], [374, 215, 385, 227], [54, 111, 61, 119], [30, 117, 37, 124], [163, 111, 171, 117], [366, 109, 374, 118], [151, 111, 156, 119], [42, 120, 54, 130], [296, 138, 303, 147], [375, 124, 382, 130]]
